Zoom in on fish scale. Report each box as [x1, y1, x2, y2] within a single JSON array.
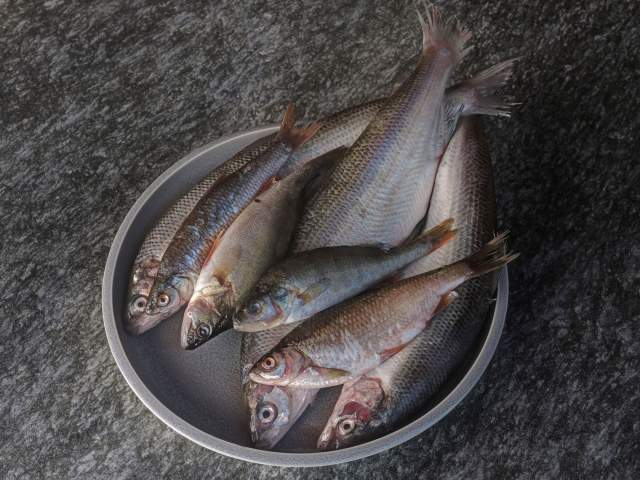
[[291, 24, 471, 252], [318, 116, 499, 449], [241, 324, 320, 448]]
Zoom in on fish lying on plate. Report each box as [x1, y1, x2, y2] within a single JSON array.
[[241, 325, 319, 449], [181, 150, 340, 349], [234, 219, 456, 333], [291, 7, 478, 252], [135, 104, 320, 332], [126, 56, 514, 335], [249, 234, 517, 389], [126, 100, 383, 335], [318, 116, 499, 449]]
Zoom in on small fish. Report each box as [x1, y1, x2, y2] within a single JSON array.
[[291, 7, 471, 252], [125, 100, 383, 335], [241, 324, 319, 449], [318, 117, 500, 450], [291, 6, 516, 255], [181, 150, 339, 349], [137, 104, 320, 331], [234, 218, 456, 333], [125, 134, 274, 335], [126, 61, 513, 334], [249, 234, 517, 389]]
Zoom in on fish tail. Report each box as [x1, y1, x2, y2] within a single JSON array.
[[449, 58, 520, 117], [416, 3, 472, 63], [461, 232, 519, 279], [413, 218, 457, 253], [277, 102, 322, 149]]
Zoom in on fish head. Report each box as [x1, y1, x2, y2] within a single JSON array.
[[248, 347, 307, 386], [181, 287, 231, 350], [247, 382, 315, 449], [125, 258, 161, 334], [317, 377, 385, 450], [234, 281, 295, 332], [129, 275, 193, 334]]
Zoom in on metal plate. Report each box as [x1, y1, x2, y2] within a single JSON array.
[[102, 126, 509, 467]]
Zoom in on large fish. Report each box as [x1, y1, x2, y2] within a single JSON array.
[[181, 151, 339, 349], [318, 117, 499, 449], [138, 105, 320, 332], [291, 7, 471, 252], [240, 325, 319, 449], [249, 234, 517, 389], [234, 219, 456, 333]]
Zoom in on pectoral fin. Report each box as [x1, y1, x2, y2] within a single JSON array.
[[298, 278, 330, 304]]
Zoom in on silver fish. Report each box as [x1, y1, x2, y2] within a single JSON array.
[[234, 218, 456, 333], [126, 134, 274, 334], [137, 105, 320, 332], [249, 234, 517, 389], [125, 101, 383, 334], [126, 59, 513, 334], [181, 151, 338, 349], [241, 324, 319, 449], [318, 116, 500, 449], [291, 7, 471, 252]]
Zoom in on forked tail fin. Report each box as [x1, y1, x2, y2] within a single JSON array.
[[463, 232, 519, 279], [447, 58, 521, 117], [417, 3, 472, 63]]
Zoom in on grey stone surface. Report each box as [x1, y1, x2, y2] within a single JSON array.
[[1, 0, 639, 478]]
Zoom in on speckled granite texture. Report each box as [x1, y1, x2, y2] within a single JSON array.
[[1, 0, 639, 478]]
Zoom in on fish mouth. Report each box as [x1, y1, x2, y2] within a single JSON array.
[[125, 312, 163, 335], [316, 429, 336, 450], [180, 310, 230, 350]]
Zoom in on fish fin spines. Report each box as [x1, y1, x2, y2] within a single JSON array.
[[276, 102, 322, 149], [417, 3, 472, 63], [464, 232, 519, 278], [448, 58, 520, 117]]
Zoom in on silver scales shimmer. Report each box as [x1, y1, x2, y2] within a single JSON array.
[[102, 126, 509, 466]]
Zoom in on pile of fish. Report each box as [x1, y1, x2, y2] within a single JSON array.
[[125, 6, 518, 451]]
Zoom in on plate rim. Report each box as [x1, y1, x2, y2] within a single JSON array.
[[102, 125, 509, 467]]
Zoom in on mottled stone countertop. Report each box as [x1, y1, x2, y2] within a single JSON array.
[[1, 0, 639, 478]]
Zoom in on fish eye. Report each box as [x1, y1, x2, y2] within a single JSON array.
[[158, 292, 170, 307], [132, 296, 147, 311], [261, 356, 277, 371], [196, 323, 212, 338], [246, 301, 262, 315], [271, 286, 288, 301], [258, 403, 277, 424], [338, 418, 356, 435]]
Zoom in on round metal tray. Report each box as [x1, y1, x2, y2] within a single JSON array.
[[102, 126, 509, 467]]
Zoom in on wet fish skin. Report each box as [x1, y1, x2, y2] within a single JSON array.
[[291, 9, 471, 253], [241, 324, 319, 449], [138, 105, 320, 329], [125, 60, 514, 334], [233, 218, 456, 333], [125, 101, 383, 335], [318, 117, 500, 449], [181, 152, 337, 349], [249, 234, 516, 389], [125, 134, 275, 335]]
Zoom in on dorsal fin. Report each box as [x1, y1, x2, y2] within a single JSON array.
[[276, 102, 322, 149]]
